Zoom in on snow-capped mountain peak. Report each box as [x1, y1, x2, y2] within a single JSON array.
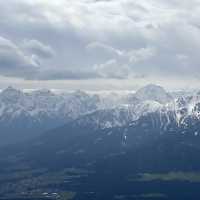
[[134, 84, 173, 104], [1, 85, 200, 146], [0, 86, 24, 102]]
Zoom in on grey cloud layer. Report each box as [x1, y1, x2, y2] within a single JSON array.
[[0, 0, 200, 81], [22, 39, 55, 59], [0, 36, 38, 77]]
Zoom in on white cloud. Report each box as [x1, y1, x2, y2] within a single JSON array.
[[128, 47, 156, 63], [93, 59, 131, 79], [0, 0, 200, 89], [86, 42, 123, 57], [87, 42, 156, 78], [0, 36, 39, 77], [22, 39, 55, 59]]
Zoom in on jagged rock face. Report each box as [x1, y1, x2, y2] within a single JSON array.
[[1, 84, 200, 146], [0, 87, 100, 121], [2, 86, 200, 199], [0, 87, 100, 146]]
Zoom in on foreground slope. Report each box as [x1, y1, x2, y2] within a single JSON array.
[[1, 85, 200, 199], [1, 107, 200, 199]]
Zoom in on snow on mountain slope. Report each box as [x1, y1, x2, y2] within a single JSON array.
[[1, 85, 200, 146], [1, 85, 200, 126], [80, 90, 200, 132], [71, 101, 164, 130], [133, 84, 173, 104], [0, 87, 100, 121], [0, 87, 100, 145]]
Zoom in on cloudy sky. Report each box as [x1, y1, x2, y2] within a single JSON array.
[[0, 0, 200, 90]]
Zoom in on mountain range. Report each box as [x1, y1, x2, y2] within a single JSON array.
[[0, 84, 199, 146], [1, 84, 200, 199]]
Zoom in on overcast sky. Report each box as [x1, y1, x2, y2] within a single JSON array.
[[0, 0, 200, 91]]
